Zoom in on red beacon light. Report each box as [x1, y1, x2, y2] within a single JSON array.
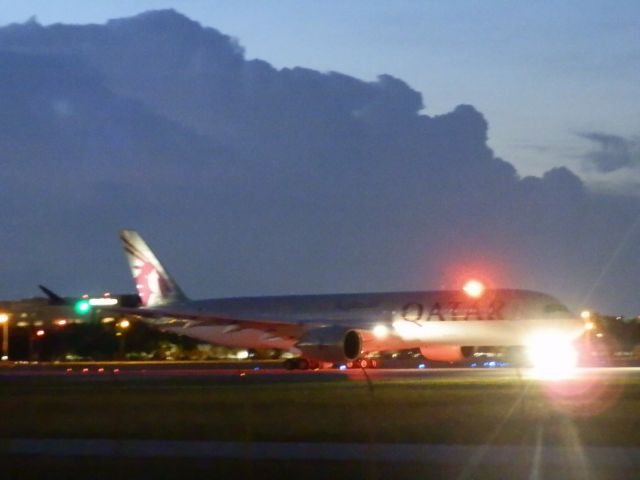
[[463, 280, 485, 298]]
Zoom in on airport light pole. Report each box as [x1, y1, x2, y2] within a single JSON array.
[[28, 329, 45, 362], [0, 313, 9, 361], [116, 319, 130, 360]]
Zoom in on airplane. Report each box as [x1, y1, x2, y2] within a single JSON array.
[[118, 230, 587, 370], [39, 285, 141, 309]]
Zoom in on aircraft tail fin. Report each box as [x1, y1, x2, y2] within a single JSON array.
[[38, 285, 65, 305], [119, 230, 189, 307]]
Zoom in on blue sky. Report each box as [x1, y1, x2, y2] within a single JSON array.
[[1, 0, 638, 183]]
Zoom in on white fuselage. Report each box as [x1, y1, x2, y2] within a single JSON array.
[[146, 289, 585, 354]]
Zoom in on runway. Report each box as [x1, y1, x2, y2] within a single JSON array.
[[2, 361, 638, 478], [1, 361, 639, 384], [4, 437, 639, 467]]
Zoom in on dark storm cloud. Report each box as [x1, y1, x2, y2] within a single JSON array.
[[1, 10, 640, 314], [580, 132, 640, 173]]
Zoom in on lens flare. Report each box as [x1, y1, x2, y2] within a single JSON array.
[[526, 332, 578, 380]]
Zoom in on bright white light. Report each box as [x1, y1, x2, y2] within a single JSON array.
[[580, 310, 591, 320], [236, 350, 249, 360], [463, 280, 485, 298], [584, 321, 595, 331], [89, 298, 118, 306], [526, 332, 578, 379], [392, 320, 424, 340], [0, 313, 8, 323], [1, 355, 8, 361], [373, 324, 389, 339]]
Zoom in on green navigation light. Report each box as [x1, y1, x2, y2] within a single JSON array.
[[75, 300, 91, 314]]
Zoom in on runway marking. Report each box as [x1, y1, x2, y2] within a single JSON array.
[[2, 438, 638, 467]]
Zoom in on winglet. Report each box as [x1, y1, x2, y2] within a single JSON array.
[[119, 230, 189, 307]]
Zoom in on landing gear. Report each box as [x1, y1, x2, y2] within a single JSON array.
[[346, 358, 378, 369], [284, 357, 378, 370], [283, 358, 320, 370]]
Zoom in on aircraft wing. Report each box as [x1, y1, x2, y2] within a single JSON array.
[[108, 305, 306, 338], [105, 305, 385, 341]]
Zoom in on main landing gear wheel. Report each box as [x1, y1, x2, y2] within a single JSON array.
[[346, 358, 378, 369]]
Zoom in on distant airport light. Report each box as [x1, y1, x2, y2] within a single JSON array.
[[463, 280, 485, 298], [584, 321, 595, 331], [118, 320, 131, 329], [373, 324, 389, 339], [0, 313, 8, 323], [35, 329, 45, 337], [89, 298, 118, 306], [580, 310, 591, 320], [236, 350, 249, 360], [55, 319, 67, 326]]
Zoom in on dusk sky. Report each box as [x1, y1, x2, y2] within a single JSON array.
[[2, 1, 639, 184], [1, 2, 639, 315]]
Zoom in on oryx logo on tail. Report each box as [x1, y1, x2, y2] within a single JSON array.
[[119, 230, 188, 307]]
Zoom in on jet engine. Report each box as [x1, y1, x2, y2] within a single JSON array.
[[419, 345, 472, 363], [296, 326, 362, 362]]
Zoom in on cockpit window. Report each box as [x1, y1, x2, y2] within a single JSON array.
[[544, 304, 569, 314]]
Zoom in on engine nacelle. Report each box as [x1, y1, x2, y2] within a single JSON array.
[[420, 345, 472, 363], [296, 326, 362, 363]]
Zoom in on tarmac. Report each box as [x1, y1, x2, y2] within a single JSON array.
[[1, 360, 639, 384], [1, 361, 639, 478]]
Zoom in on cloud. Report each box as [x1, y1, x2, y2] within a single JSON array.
[[1, 10, 640, 315], [580, 131, 640, 173]]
